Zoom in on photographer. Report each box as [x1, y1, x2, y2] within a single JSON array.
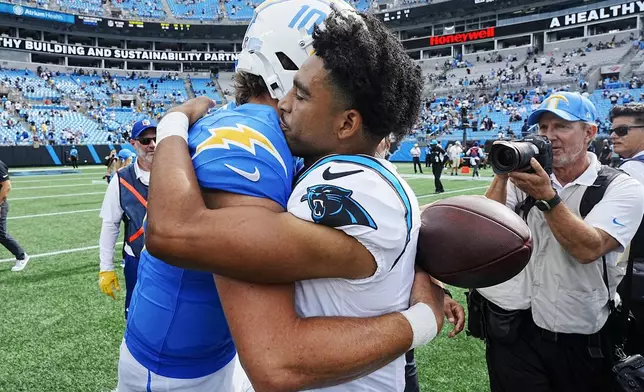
[[428, 140, 446, 194], [470, 92, 644, 391]]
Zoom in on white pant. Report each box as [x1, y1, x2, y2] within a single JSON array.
[[117, 340, 253, 392]]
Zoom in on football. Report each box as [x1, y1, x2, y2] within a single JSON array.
[[417, 195, 533, 288]]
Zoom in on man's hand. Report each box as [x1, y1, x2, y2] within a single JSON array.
[[167, 96, 216, 126], [409, 268, 445, 334], [508, 158, 556, 201], [443, 296, 465, 338], [98, 271, 120, 299]]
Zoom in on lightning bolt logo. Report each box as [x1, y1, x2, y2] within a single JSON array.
[[193, 124, 288, 175], [545, 94, 570, 110]]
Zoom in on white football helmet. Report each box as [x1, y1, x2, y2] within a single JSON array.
[[236, 0, 357, 100]]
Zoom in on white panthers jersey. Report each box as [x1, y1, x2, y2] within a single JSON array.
[[287, 154, 421, 392]]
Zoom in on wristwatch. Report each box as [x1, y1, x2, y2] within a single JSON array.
[[536, 193, 562, 212]]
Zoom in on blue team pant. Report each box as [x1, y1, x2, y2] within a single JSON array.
[[123, 253, 140, 320]]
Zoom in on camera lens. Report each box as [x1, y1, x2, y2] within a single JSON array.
[[490, 144, 519, 174], [497, 149, 517, 168], [490, 141, 537, 174]]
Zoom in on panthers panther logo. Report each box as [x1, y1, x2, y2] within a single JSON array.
[[300, 185, 377, 229]]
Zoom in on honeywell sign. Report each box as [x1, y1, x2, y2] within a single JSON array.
[[429, 27, 495, 46]]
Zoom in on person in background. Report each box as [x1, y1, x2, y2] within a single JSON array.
[[476, 92, 644, 392], [466, 142, 482, 178], [98, 119, 156, 319], [116, 149, 134, 172], [448, 141, 463, 176], [0, 159, 29, 272], [376, 136, 392, 160], [598, 139, 612, 165], [429, 140, 445, 194], [69, 145, 79, 169], [608, 103, 644, 353], [410, 143, 423, 173], [103, 150, 118, 183]]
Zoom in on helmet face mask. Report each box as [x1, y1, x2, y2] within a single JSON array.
[[235, 0, 356, 101]]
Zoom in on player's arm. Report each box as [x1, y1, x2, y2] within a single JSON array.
[[146, 135, 375, 284], [0, 179, 10, 203], [97, 171, 123, 298], [543, 177, 644, 264], [217, 273, 443, 392], [485, 173, 511, 207], [511, 158, 644, 264], [206, 187, 444, 390]]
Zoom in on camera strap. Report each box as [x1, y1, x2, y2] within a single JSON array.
[[514, 166, 623, 222]]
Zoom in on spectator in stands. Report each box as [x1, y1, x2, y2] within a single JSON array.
[[521, 120, 530, 137], [0, 159, 29, 272], [410, 143, 423, 173]]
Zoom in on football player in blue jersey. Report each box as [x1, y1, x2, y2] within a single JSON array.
[[144, 4, 454, 392], [117, 1, 438, 391]]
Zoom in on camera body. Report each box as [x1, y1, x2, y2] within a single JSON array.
[[489, 135, 553, 175]]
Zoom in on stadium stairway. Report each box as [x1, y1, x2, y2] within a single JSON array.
[[185, 78, 196, 99], [214, 76, 227, 104], [616, 45, 641, 83], [160, 0, 173, 18]]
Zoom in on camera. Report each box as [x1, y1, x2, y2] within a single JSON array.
[[488, 135, 553, 175]]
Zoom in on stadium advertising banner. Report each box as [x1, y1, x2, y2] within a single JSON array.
[[0, 1, 74, 24], [0, 38, 238, 62], [403, 1, 642, 50], [75, 14, 239, 37], [429, 27, 495, 46], [548, 1, 644, 28]]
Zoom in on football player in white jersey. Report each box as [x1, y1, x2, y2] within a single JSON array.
[[146, 5, 447, 392]]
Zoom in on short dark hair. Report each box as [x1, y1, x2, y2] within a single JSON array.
[[312, 10, 422, 141], [233, 71, 268, 105], [609, 103, 644, 124]]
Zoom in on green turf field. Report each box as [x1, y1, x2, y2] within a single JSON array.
[[0, 163, 491, 392]]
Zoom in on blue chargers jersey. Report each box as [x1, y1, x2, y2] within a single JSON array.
[[124, 102, 294, 379]]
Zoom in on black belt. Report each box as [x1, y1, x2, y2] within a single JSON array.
[[530, 317, 602, 350]]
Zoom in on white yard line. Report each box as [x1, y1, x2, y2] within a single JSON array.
[[9, 166, 105, 172], [8, 209, 101, 220], [10, 192, 106, 201], [12, 183, 106, 190], [10, 174, 105, 183], [0, 242, 123, 263], [402, 174, 493, 182], [416, 185, 489, 199]]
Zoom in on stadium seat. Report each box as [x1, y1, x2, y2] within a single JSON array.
[[166, 0, 222, 20], [190, 78, 223, 104], [111, 0, 166, 18]]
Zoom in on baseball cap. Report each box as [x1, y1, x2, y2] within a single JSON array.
[[528, 92, 598, 126], [118, 149, 133, 160], [130, 119, 157, 139]]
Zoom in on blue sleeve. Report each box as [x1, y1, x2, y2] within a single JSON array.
[[188, 112, 293, 209], [194, 153, 290, 209]]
